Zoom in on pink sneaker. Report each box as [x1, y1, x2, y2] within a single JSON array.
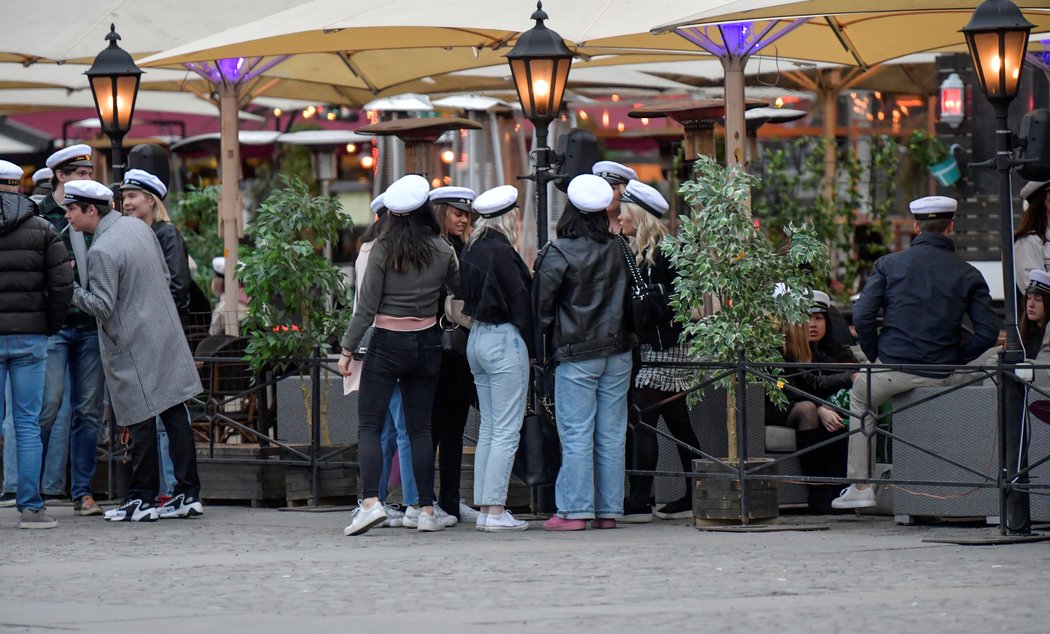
[[543, 515, 587, 531], [590, 518, 616, 529]]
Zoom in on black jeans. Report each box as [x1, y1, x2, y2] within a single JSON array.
[[358, 326, 442, 506], [431, 350, 476, 517], [127, 401, 201, 503], [627, 387, 701, 509]]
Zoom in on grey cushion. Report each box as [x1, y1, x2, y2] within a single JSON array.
[[765, 425, 797, 453]]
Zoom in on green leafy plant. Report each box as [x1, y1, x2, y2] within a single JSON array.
[[906, 129, 949, 167], [664, 155, 827, 459], [169, 184, 223, 299], [240, 175, 351, 443]]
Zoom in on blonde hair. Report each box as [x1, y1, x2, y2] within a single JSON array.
[[622, 201, 668, 266], [433, 202, 472, 241], [152, 195, 171, 222], [783, 322, 812, 363], [468, 211, 519, 248]]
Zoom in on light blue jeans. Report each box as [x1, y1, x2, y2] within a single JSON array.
[[0, 334, 48, 511], [40, 328, 104, 500], [467, 321, 529, 506], [378, 385, 417, 505], [157, 424, 176, 497], [2, 381, 14, 493], [553, 351, 632, 519]]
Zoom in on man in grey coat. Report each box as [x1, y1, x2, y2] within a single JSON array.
[[64, 180, 204, 522]]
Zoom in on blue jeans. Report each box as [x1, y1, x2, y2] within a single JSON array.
[[2, 381, 14, 493], [157, 424, 176, 497], [553, 351, 632, 519], [40, 371, 71, 495], [0, 334, 48, 511], [467, 322, 529, 506], [378, 385, 417, 505], [40, 328, 104, 500]]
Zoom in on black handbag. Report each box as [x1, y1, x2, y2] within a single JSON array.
[[512, 407, 561, 487], [352, 326, 375, 361], [439, 315, 469, 357], [615, 235, 672, 350]]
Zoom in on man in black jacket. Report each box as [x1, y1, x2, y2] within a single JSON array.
[[34, 145, 106, 515], [832, 196, 999, 509], [0, 159, 73, 528]]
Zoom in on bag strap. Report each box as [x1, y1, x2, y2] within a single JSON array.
[[615, 234, 646, 294]]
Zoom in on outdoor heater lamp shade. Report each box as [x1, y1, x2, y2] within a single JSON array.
[[962, 0, 1034, 102], [506, 2, 573, 122], [85, 24, 142, 138]]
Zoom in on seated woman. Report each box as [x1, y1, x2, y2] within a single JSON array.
[[766, 290, 856, 512], [1021, 270, 1050, 359]]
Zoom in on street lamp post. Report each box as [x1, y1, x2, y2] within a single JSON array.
[[962, 0, 1035, 536], [86, 24, 143, 183], [506, 1, 573, 248]]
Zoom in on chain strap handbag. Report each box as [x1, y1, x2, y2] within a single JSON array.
[[615, 234, 672, 350]]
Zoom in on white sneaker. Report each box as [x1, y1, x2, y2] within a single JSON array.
[[476, 514, 487, 531], [344, 501, 387, 536], [417, 508, 444, 532], [831, 484, 876, 509], [382, 503, 405, 527], [483, 510, 529, 532], [402, 505, 420, 528], [104, 499, 158, 522], [458, 501, 481, 522], [432, 503, 458, 527]]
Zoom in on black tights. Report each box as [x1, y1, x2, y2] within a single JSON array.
[[627, 387, 701, 509]]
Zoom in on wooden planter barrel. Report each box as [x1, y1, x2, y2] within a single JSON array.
[[693, 458, 779, 526]]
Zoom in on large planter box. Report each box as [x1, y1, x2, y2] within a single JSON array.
[[197, 445, 286, 506], [693, 458, 779, 525]]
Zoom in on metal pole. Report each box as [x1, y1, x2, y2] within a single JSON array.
[[533, 119, 552, 248], [109, 133, 126, 184], [993, 101, 1030, 535], [310, 346, 322, 505], [735, 347, 750, 525]]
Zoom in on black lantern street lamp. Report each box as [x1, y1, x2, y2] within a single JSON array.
[[506, 1, 573, 247], [85, 24, 143, 183], [962, 0, 1035, 536]]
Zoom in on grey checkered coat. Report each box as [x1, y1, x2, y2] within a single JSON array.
[[72, 212, 202, 426]]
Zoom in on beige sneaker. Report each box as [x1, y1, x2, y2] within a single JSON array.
[[73, 495, 104, 516], [19, 509, 58, 529]]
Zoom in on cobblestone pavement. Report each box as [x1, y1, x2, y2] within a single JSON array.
[[2, 505, 1048, 633]]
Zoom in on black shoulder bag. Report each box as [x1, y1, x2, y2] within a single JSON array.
[[615, 234, 672, 351]]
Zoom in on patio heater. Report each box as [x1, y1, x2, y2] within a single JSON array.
[[962, 0, 1034, 536], [85, 24, 142, 183], [506, 1, 573, 247]]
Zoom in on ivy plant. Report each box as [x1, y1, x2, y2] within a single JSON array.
[[664, 155, 827, 458], [240, 175, 351, 443]]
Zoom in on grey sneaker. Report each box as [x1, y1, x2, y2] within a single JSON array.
[[19, 508, 58, 529], [458, 501, 481, 522], [416, 508, 444, 532], [432, 503, 458, 528], [401, 505, 420, 528], [382, 503, 405, 527]]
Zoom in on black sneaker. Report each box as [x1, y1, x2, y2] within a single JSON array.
[[654, 496, 693, 520], [621, 503, 653, 524], [103, 499, 158, 522], [0, 492, 15, 507], [157, 494, 204, 519]]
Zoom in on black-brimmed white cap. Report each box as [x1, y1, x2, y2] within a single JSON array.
[[121, 168, 167, 200], [473, 185, 518, 218], [46, 144, 93, 171], [567, 174, 614, 213], [909, 196, 957, 220], [384, 174, 431, 216], [592, 160, 637, 185], [428, 186, 476, 213], [621, 180, 668, 218], [63, 180, 113, 207]]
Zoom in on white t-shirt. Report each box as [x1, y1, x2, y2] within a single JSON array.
[[1014, 230, 1050, 294]]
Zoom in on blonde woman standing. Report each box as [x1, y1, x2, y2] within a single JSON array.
[[617, 180, 700, 522], [460, 185, 533, 532]]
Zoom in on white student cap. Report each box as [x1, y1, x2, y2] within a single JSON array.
[[369, 193, 387, 216], [32, 167, 53, 185], [567, 174, 613, 213], [121, 169, 167, 200], [428, 186, 476, 212], [384, 174, 430, 216], [908, 196, 957, 220], [810, 290, 832, 314], [1027, 269, 1050, 297], [46, 144, 93, 171], [592, 160, 637, 185], [0, 160, 22, 186], [620, 180, 668, 218], [473, 185, 518, 218], [63, 180, 114, 207]]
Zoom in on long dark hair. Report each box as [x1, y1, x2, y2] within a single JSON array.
[[379, 203, 441, 273], [360, 212, 388, 243], [556, 203, 612, 242], [1020, 290, 1050, 355], [812, 313, 854, 362], [1015, 192, 1049, 242]]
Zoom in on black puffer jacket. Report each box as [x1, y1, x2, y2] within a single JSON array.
[[533, 235, 636, 364], [0, 192, 73, 334]]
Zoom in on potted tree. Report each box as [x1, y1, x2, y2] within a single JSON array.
[[663, 155, 827, 524], [240, 175, 351, 446]]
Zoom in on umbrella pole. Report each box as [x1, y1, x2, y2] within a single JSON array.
[[219, 81, 242, 337], [722, 56, 750, 212]]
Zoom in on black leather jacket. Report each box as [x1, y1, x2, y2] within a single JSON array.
[[533, 235, 636, 365], [150, 221, 192, 314]]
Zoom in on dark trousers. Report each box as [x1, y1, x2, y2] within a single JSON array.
[[358, 327, 442, 507], [796, 427, 848, 512], [128, 401, 201, 502], [431, 350, 476, 517], [627, 386, 701, 508]]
